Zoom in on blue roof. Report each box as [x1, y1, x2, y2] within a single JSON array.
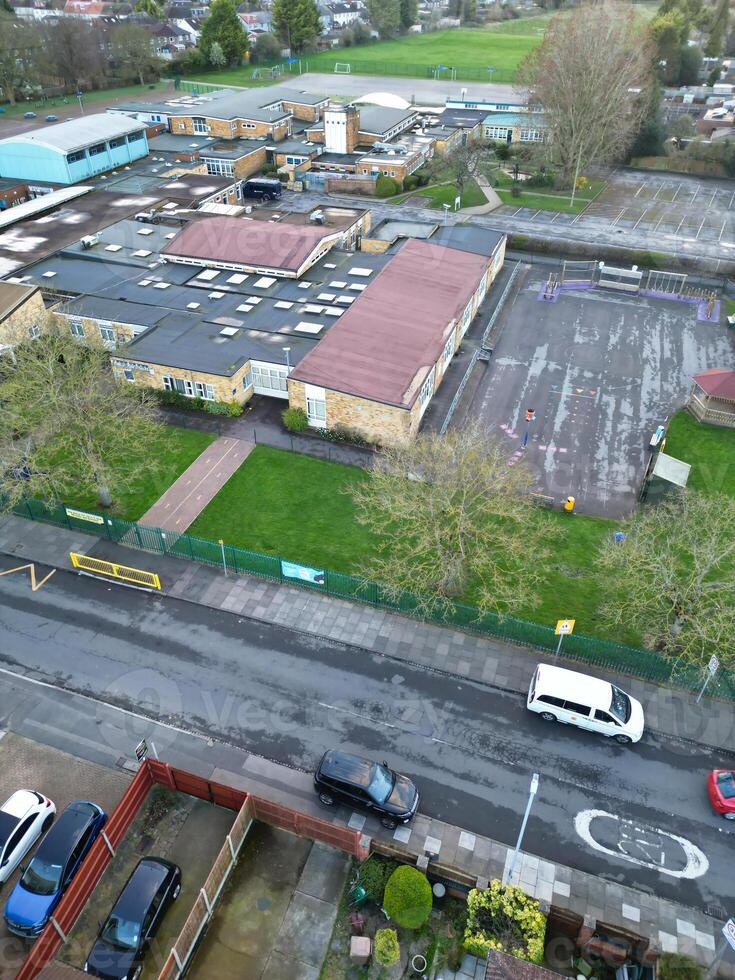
[[483, 112, 544, 127]]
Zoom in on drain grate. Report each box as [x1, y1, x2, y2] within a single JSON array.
[[705, 903, 727, 919]]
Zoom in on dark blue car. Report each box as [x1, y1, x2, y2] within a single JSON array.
[[4, 800, 107, 938]]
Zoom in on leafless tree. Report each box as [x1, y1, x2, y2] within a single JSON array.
[[348, 425, 556, 617], [518, 3, 655, 185], [42, 19, 107, 91], [110, 23, 161, 86], [425, 139, 496, 197], [0, 20, 41, 105], [596, 491, 735, 669]]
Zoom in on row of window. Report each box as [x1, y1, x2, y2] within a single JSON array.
[[252, 365, 287, 392], [65, 132, 144, 165], [206, 159, 235, 177], [68, 319, 115, 345], [163, 376, 215, 400]]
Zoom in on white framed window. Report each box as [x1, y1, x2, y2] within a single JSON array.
[[124, 370, 134, 381], [459, 300, 473, 336], [251, 364, 288, 397], [163, 375, 173, 391], [195, 381, 215, 400], [418, 367, 435, 416], [99, 324, 115, 345], [242, 367, 253, 391], [305, 384, 326, 426], [175, 378, 194, 397], [192, 116, 208, 134], [69, 318, 84, 337], [28, 323, 41, 339], [206, 159, 234, 177], [442, 333, 455, 365]]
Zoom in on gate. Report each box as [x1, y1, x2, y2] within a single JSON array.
[[560, 259, 598, 287], [643, 269, 687, 295]]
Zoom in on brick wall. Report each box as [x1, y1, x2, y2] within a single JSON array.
[[0, 290, 52, 346], [233, 146, 267, 178], [53, 312, 138, 346], [359, 237, 391, 254], [288, 378, 414, 445], [113, 357, 255, 405], [281, 100, 323, 122], [169, 115, 289, 140]]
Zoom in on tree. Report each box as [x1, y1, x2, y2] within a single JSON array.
[[366, 0, 400, 37], [448, 0, 477, 21], [43, 19, 107, 90], [0, 21, 40, 106], [595, 491, 735, 668], [352, 19, 372, 44], [208, 39, 227, 67], [705, 0, 729, 55], [200, 0, 248, 66], [519, 3, 654, 185], [135, 0, 162, 17], [0, 335, 165, 511], [252, 31, 282, 63], [425, 139, 496, 196], [374, 929, 401, 968], [272, 0, 322, 53], [669, 113, 695, 139], [679, 43, 702, 84], [349, 425, 555, 615], [111, 24, 160, 86], [399, 0, 418, 29], [383, 867, 432, 929], [630, 79, 666, 157]]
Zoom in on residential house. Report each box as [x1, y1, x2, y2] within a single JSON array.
[[327, 1, 361, 27]]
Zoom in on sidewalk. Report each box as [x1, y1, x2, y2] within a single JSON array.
[[0, 512, 733, 754]]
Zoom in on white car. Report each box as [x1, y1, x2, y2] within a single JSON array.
[[0, 790, 56, 885]]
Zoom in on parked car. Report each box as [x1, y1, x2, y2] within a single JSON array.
[[0, 790, 55, 885], [707, 770, 735, 819], [45, 114, 58, 122], [4, 800, 107, 937], [527, 663, 645, 744], [23, 112, 37, 119], [84, 857, 182, 979], [314, 750, 419, 829]]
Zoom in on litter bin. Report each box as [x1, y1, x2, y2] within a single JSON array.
[[432, 882, 446, 909]]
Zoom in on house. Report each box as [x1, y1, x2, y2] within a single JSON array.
[[0, 115, 149, 185], [696, 103, 735, 136], [288, 230, 506, 444], [62, 0, 107, 16], [688, 368, 735, 426], [483, 112, 545, 144], [0, 282, 50, 351], [237, 9, 271, 30], [146, 21, 191, 57], [327, 1, 361, 27], [199, 139, 269, 179]]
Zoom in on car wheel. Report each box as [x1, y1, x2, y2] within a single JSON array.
[[172, 883, 181, 899], [42, 814, 54, 833], [381, 817, 397, 830], [724, 811, 735, 821], [539, 712, 557, 723], [318, 792, 334, 807], [614, 734, 632, 745]]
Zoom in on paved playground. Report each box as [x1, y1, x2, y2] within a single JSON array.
[[452, 266, 735, 517]]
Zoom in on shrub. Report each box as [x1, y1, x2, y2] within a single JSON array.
[[510, 184, 522, 198], [463, 882, 546, 964], [376, 175, 399, 196], [251, 32, 281, 65], [526, 170, 555, 189], [403, 174, 419, 192], [357, 856, 398, 903], [658, 953, 703, 980], [374, 928, 400, 967], [383, 866, 432, 930], [149, 387, 241, 416], [282, 407, 309, 432]]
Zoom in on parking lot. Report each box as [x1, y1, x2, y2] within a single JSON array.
[[0, 732, 130, 979], [453, 266, 735, 516], [495, 170, 735, 250]]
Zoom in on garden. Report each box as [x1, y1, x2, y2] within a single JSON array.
[[320, 856, 546, 979]]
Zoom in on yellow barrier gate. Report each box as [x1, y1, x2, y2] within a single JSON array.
[[69, 553, 161, 590]]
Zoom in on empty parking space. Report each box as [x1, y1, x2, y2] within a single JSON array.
[[452, 267, 735, 517]]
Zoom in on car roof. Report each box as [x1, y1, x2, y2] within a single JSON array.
[[112, 859, 173, 918], [320, 750, 373, 787], [535, 663, 615, 708], [2, 790, 39, 819], [32, 802, 97, 865]]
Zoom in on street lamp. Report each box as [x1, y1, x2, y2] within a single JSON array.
[[75, 90, 85, 115], [282, 346, 291, 372], [503, 772, 540, 886], [486, 66, 496, 81], [442, 203, 450, 225]]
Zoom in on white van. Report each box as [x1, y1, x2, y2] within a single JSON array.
[[527, 663, 645, 744]]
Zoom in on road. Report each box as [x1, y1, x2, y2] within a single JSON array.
[[0, 560, 732, 917]]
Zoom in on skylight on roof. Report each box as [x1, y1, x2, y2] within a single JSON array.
[[317, 292, 336, 302], [324, 307, 343, 316], [349, 267, 373, 276], [295, 322, 323, 334], [209, 291, 225, 299], [133, 249, 152, 258], [163, 202, 177, 210], [336, 295, 354, 304], [196, 269, 220, 281], [253, 276, 277, 289], [323, 263, 337, 269], [187, 302, 201, 310], [275, 301, 294, 309], [227, 273, 248, 284], [165, 233, 176, 240], [137, 228, 154, 236], [154, 282, 170, 290], [349, 283, 367, 292], [304, 304, 324, 314], [42, 271, 56, 278], [104, 244, 122, 253], [237, 304, 253, 313], [297, 282, 311, 289], [329, 281, 347, 288], [245, 296, 262, 305], [139, 279, 152, 287], [219, 326, 239, 337]]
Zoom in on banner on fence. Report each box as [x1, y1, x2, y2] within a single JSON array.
[[281, 560, 325, 585]]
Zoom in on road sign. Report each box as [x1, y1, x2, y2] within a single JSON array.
[[722, 918, 735, 951], [135, 739, 148, 763], [555, 619, 575, 636], [708, 654, 720, 675]]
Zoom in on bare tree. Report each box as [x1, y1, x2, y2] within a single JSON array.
[[425, 139, 496, 197], [595, 491, 735, 669], [43, 19, 107, 91], [0, 20, 41, 105], [0, 334, 164, 510], [518, 3, 655, 185], [349, 426, 556, 616], [110, 23, 160, 86]]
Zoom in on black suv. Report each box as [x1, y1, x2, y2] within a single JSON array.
[[84, 857, 181, 979], [314, 750, 419, 829]]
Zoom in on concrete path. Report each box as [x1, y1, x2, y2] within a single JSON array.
[[461, 174, 504, 215], [139, 436, 253, 533]]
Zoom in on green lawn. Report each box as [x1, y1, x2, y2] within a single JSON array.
[[412, 179, 488, 209], [665, 410, 735, 498], [0, 81, 170, 120], [57, 426, 216, 522], [494, 175, 606, 214], [187, 446, 629, 641]]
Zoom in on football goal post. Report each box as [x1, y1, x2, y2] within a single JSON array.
[[333, 62, 351, 74]]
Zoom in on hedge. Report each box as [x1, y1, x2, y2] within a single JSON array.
[[463, 882, 546, 963]]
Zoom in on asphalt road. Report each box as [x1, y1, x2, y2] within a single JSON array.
[[0, 559, 733, 917]]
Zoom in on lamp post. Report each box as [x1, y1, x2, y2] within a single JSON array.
[[442, 203, 450, 224], [75, 90, 85, 115], [486, 66, 496, 82], [503, 773, 540, 886], [282, 346, 291, 372]]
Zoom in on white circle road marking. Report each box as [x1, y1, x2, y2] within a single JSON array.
[[574, 809, 709, 880]]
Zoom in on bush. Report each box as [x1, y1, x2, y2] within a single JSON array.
[[403, 174, 419, 192], [252, 32, 281, 65], [510, 184, 522, 198], [376, 175, 399, 196], [357, 856, 398, 903], [658, 953, 703, 980], [150, 388, 242, 416], [282, 407, 309, 432], [383, 866, 432, 930], [374, 928, 400, 967], [526, 170, 555, 189], [463, 882, 546, 963]]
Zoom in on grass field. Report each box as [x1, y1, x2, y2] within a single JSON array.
[[407, 179, 487, 209], [665, 410, 735, 498], [0, 81, 169, 120], [188, 446, 627, 641], [493, 175, 606, 214], [56, 426, 216, 522]]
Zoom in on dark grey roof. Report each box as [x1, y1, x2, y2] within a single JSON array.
[[358, 105, 416, 135], [430, 224, 505, 258], [199, 139, 266, 160], [269, 139, 320, 154], [148, 133, 215, 152], [59, 296, 168, 328], [436, 108, 488, 128], [315, 152, 364, 164]]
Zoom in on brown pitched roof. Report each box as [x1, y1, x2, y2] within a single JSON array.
[[161, 216, 335, 273], [290, 238, 488, 407], [0, 281, 39, 321], [485, 950, 561, 979], [693, 368, 735, 400]]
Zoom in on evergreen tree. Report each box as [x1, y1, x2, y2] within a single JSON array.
[[199, 0, 247, 66], [366, 0, 400, 37], [135, 0, 163, 18], [399, 0, 418, 29], [272, 0, 321, 54], [705, 0, 729, 56]]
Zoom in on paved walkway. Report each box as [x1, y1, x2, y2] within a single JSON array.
[[139, 436, 253, 533], [461, 174, 504, 215]]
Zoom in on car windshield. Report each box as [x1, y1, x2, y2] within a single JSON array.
[[367, 764, 394, 804], [21, 859, 63, 896], [0, 812, 18, 851], [610, 686, 631, 723], [101, 915, 141, 951], [717, 772, 735, 799]]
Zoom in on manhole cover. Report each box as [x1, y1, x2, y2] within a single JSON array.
[[256, 897, 271, 911]]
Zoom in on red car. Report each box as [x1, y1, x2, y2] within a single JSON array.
[[707, 770, 735, 819]]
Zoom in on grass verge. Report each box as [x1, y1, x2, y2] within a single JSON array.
[[664, 409, 735, 498], [494, 176, 605, 214]]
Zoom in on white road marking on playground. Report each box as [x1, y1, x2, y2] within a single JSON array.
[[612, 208, 627, 225], [633, 209, 649, 230], [696, 215, 707, 239], [719, 219, 727, 242], [574, 810, 709, 880], [634, 182, 646, 198]]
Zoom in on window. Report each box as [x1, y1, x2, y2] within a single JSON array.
[[251, 365, 287, 392], [419, 367, 435, 408], [99, 324, 115, 344], [66, 150, 85, 164], [124, 370, 134, 382], [28, 323, 41, 340], [69, 319, 85, 338], [128, 130, 144, 142], [174, 378, 194, 397], [562, 701, 591, 716], [537, 695, 564, 708], [242, 367, 253, 391], [88, 143, 106, 157], [109, 137, 125, 149], [594, 710, 617, 725], [163, 376, 173, 391], [192, 116, 208, 134], [206, 159, 234, 177], [442, 333, 455, 365], [195, 381, 215, 400], [306, 394, 326, 423]]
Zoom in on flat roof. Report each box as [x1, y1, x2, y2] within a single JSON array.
[[291, 238, 489, 408], [199, 139, 266, 160], [148, 133, 216, 152], [436, 108, 488, 128], [369, 219, 437, 242], [0, 113, 145, 155], [162, 215, 339, 272], [315, 152, 364, 165], [357, 105, 416, 135], [0, 281, 38, 320], [430, 225, 505, 258]]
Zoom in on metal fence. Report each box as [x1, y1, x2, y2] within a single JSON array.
[[12, 496, 735, 701]]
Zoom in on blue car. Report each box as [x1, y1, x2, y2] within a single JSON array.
[[4, 800, 106, 938]]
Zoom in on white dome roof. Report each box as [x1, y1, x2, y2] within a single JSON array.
[[353, 92, 412, 110]]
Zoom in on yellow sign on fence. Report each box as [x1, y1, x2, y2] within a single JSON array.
[[69, 553, 161, 590]]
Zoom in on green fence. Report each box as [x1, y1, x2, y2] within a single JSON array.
[[13, 496, 735, 701]]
